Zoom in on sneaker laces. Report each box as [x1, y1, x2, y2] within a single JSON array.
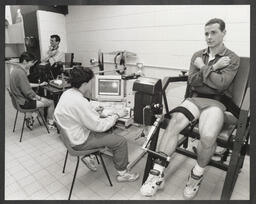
[[144, 173, 158, 185], [82, 155, 97, 171], [186, 169, 203, 188], [116, 170, 139, 182], [144, 169, 163, 185], [122, 171, 136, 178]]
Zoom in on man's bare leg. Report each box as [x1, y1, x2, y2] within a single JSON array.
[[37, 97, 55, 128], [37, 97, 55, 121], [140, 99, 200, 197], [157, 100, 200, 154], [197, 106, 224, 167], [183, 106, 224, 200]]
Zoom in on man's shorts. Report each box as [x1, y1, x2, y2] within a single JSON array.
[[186, 97, 226, 112], [20, 100, 37, 109]]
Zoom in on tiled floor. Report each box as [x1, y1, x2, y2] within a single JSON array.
[[4, 89, 249, 200]]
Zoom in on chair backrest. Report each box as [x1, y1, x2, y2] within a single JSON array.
[[230, 57, 250, 108], [7, 88, 37, 112], [7, 88, 18, 110], [55, 121, 77, 155], [55, 119, 103, 156]]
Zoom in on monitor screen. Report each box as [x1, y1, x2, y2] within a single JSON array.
[[98, 79, 121, 96], [95, 75, 124, 101]]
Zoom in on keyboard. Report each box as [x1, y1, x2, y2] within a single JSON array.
[[90, 101, 130, 118]]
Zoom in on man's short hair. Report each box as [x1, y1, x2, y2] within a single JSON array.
[[19, 52, 36, 63], [69, 66, 94, 88], [50, 34, 61, 42], [205, 18, 226, 31]]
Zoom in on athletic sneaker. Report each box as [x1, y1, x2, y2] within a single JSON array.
[[183, 168, 204, 200], [47, 123, 56, 129], [116, 171, 139, 182], [82, 156, 97, 172], [25, 117, 34, 130], [47, 120, 56, 129], [140, 169, 165, 197]]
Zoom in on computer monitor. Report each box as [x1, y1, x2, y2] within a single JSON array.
[[95, 74, 124, 101]]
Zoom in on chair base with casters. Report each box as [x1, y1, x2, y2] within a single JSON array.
[[7, 88, 50, 142], [55, 121, 113, 200]]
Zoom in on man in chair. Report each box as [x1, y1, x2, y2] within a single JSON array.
[[140, 18, 240, 199], [10, 52, 55, 129], [41, 34, 65, 79]]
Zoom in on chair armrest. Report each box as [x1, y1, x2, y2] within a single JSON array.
[[162, 73, 188, 114], [163, 75, 188, 92]]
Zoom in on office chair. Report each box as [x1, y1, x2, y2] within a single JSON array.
[[7, 88, 50, 142], [55, 121, 113, 200], [142, 57, 250, 200]]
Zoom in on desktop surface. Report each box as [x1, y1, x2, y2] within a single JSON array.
[[49, 78, 71, 89]]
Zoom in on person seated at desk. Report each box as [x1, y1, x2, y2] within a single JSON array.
[[54, 66, 140, 182], [40, 34, 65, 79], [10, 52, 55, 129], [140, 18, 240, 199]]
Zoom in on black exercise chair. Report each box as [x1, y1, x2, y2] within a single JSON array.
[[142, 57, 250, 200]]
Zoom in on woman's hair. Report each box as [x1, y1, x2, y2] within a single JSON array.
[[69, 66, 94, 88], [19, 52, 36, 63]]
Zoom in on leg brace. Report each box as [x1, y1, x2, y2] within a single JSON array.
[[143, 106, 196, 167]]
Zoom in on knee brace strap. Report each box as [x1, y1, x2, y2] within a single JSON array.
[[167, 106, 195, 122], [154, 152, 170, 168]]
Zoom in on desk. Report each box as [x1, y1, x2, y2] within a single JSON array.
[[41, 85, 68, 106]]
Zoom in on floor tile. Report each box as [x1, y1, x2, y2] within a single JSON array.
[[29, 188, 50, 200], [46, 180, 66, 194], [23, 180, 43, 195]]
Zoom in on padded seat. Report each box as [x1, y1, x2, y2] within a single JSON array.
[[191, 111, 238, 142]]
